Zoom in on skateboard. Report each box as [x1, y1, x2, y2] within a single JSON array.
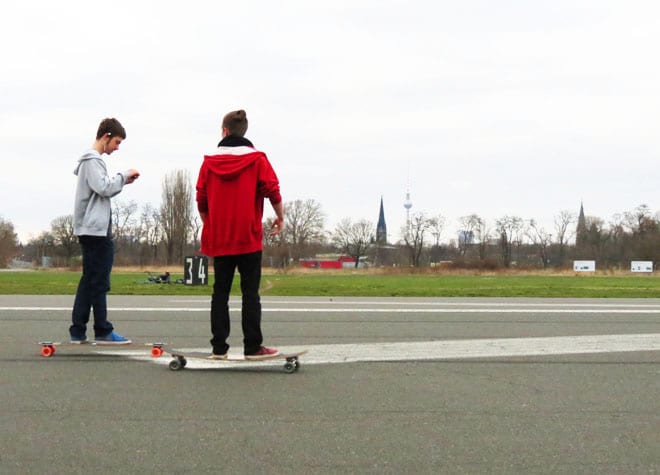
[[155, 346, 308, 373], [37, 340, 166, 358]]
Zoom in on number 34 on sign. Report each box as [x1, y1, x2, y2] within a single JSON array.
[[184, 256, 208, 286]]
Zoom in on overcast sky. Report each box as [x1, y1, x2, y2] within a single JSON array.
[[2, 1, 659, 245]]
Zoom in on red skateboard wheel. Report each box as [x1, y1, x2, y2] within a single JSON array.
[[151, 347, 163, 358], [41, 345, 54, 357]]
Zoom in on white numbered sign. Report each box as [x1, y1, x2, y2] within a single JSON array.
[[184, 256, 209, 285]]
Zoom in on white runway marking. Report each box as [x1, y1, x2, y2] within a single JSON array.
[[103, 333, 660, 370], [190, 299, 660, 309], [6, 306, 660, 313], [168, 298, 660, 308]]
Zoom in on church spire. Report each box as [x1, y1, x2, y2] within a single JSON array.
[[376, 196, 387, 244], [576, 201, 587, 247]]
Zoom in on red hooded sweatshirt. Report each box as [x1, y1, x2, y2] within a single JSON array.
[[196, 137, 281, 256]]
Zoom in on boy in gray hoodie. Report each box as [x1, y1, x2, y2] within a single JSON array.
[[70, 118, 139, 344]]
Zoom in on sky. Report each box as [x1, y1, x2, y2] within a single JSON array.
[[2, 0, 660, 245]]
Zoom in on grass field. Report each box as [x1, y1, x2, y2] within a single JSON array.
[[2, 268, 660, 298]]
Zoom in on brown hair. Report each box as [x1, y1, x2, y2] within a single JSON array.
[[222, 110, 248, 137], [96, 118, 126, 139]]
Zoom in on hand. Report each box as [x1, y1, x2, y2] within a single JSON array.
[[126, 169, 140, 184], [269, 217, 284, 236]]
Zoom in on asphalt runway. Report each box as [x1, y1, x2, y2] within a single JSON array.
[[1, 295, 659, 474]]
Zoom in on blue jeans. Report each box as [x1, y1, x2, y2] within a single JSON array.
[[70, 236, 115, 339], [210, 251, 263, 354]]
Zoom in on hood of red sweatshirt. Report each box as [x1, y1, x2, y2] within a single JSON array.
[[203, 148, 263, 180]]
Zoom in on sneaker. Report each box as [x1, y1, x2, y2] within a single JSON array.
[[70, 336, 88, 344], [208, 352, 228, 360], [245, 346, 279, 360], [94, 332, 132, 345]]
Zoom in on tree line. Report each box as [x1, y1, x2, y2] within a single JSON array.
[[2, 171, 660, 270]]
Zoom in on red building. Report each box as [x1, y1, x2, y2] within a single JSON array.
[[299, 255, 357, 269]]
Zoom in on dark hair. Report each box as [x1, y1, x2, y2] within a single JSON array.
[[222, 110, 248, 137], [96, 118, 126, 140]]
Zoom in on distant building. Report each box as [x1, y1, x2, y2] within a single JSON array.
[[376, 196, 387, 244], [300, 255, 359, 269], [458, 230, 474, 247]]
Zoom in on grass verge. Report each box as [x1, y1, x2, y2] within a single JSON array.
[[2, 269, 660, 297]]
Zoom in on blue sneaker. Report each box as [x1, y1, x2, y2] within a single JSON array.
[[70, 335, 88, 344], [94, 332, 132, 345]]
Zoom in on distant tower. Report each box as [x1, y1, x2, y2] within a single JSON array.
[[403, 189, 413, 227], [576, 201, 587, 248], [376, 196, 387, 244]]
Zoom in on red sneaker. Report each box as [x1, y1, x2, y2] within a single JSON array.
[[245, 346, 280, 360]]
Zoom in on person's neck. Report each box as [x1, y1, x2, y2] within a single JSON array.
[[92, 140, 105, 155]]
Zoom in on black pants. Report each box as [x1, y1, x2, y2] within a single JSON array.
[[210, 251, 263, 354], [70, 236, 115, 339]]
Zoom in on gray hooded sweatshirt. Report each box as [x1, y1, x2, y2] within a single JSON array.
[[73, 150, 130, 237]]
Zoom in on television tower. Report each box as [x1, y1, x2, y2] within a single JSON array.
[[403, 188, 413, 226], [403, 166, 413, 231]]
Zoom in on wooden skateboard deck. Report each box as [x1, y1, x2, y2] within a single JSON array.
[[37, 340, 166, 358], [156, 346, 308, 373]]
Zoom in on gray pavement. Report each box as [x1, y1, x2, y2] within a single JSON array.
[[1, 295, 659, 474]]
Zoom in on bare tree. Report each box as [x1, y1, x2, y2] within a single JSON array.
[[457, 215, 478, 256], [29, 231, 55, 266], [282, 199, 326, 260], [263, 216, 290, 268], [112, 200, 139, 256], [50, 215, 77, 265], [459, 214, 489, 260], [496, 215, 523, 267], [620, 204, 658, 262], [608, 213, 628, 264], [0, 216, 19, 268], [583, 216, 607, 261], [112, 201, 138, 239], [189, 214, 202, 251], [160, 170, 193, 264], [623, 204, 652, 235], [402, 212, 432, 267], [428, 214, 446, 247], [138, 203, 162, 264], [553, 210, 575, 266], [472, 215, 491, 261], [526, 219, 552, 268], [332, 218, 374, 268]]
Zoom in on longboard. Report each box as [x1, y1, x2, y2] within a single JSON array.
[[37, 340, 166, 358], [156, 346, 308, 373]]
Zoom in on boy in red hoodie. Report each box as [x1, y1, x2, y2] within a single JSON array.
[[196, 110, 284, 359]]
